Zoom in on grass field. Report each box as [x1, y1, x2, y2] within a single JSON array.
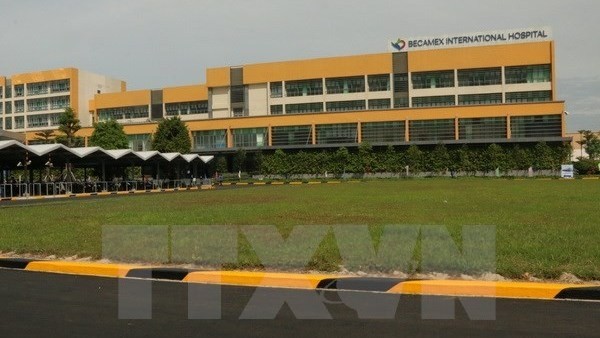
[[0, 179, 598, 280]]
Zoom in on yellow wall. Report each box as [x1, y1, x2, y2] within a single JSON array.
[[243, 53, 393, 84], [0, 76, 5, 87], [10, 68, 78, 85], [93, 89, 151, 109], [163, 84, 208, 103], [408, 42, 553, 72], [206, 67, 230, 87]]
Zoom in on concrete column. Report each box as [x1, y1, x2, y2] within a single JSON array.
[[454, 117, 459, 140]]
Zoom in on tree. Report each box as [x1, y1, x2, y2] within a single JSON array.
[[532, 141, 555, 170], [483, 144, 505, 174], [232, 148, 247, 173], [429, 143, 450, 174], [510, 145, 532, 173], [56, 107, 82, 147], [89, 119, 128, 149], [405, 145, 423, 175], [581, 130, 600, 160], [34, 130, 55, 144], [151, 117, 191, 153], [452, 144, 473, 175], [332, 147, 350, 177], [358, 142, 375, 174]]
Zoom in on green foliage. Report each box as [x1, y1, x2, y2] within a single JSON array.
[[573, 158, 599, 175], [215, 156, 228, 174], [233, 149, 247, 172], [357, 142, 375, 174], [580, 130, 600, 160], [532, 141, 555, 170], [331, 147, 350, 177], [57, 107, 82, 147], [405, 145, 423, 175], [34, 130, 55, 144], [483, 144, 505, 173], [151, 117, 191, 153], [89, 119, 129, 149], [429, 143, 450, 174]]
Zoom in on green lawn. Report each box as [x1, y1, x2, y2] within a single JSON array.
[[1, 179, 599, 279]]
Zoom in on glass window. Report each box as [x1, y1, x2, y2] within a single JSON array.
[[326, 76, 365, 94], [412, 95, 455, 107], [128, 134, 152, 151], [511, 115, 561, 138], [285, 102, 323, 114], [27, 114, 50, 128], [14, 84, 25, 97], [505, 91, 552, 103], [457, 68, 501, 86], [0, 86, 3, 99], [325, 100, 366, 112], [193, 130, 227, 150], [368, 74, 390, 92], [271, 125, 312, 146], [458, 93, 502, 105], [393, 73, 409, 92], [27, 82, 49, 95], [232, 108, 247, 117], [230, 85, 245, 104], [49, 96, 70, 110], [270, 104, 283, 115], [14, 116, 25, 129], [409, 119, 455, 141], [394, 96, 409, 108], [362, 121, 405, 143], [412, 70, 454, 89], [50, 79, 70, 93], [27, 98, 49, 112], [505, 64, 551, 84], [165, 101, 208, 116], [316, 123, 358, 144], [368, 99, 391, 110], [270, 82, 283, 98], [285, 79, 323, 97], [232, 127, 268, 148], [14, 100, 25, 113], [4, 117, 12, 129], [459, 117, 507, 140], [98, 105, 149, 121]]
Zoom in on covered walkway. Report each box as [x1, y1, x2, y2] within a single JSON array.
[[0, 140, 214, 198]]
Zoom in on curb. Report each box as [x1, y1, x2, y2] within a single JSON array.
[[1, 258, 598, 301]]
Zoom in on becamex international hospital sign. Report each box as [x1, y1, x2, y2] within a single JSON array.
[[390, 27, 552, 52]]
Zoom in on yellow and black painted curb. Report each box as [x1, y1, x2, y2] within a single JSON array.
[[220, 180, 360, 186], [1, 258, 598, 301]]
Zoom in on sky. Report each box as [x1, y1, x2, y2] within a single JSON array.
[[1, 0, 599, 132]]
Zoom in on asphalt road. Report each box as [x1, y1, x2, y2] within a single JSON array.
[[1, 269, 599, 337]]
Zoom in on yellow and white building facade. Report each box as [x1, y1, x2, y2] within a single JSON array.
[[9, 27, 568, 152], [0, 68, 124, 134]]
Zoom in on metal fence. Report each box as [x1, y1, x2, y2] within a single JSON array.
[[0, 178, 212, 199]]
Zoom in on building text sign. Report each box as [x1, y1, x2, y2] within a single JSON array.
[[390, 27, 552, 52]]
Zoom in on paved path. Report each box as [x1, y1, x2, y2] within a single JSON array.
[[1, 269, 599, 337]]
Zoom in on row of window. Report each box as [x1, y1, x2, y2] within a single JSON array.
[[98, 105, 149, 121], [0, 96, 72, 113], [267, 91, 550, 114], [191, 114, 562, 150], [165, 100, 208, 116], [267, 65, 551, 97], [1, 113, 62, 129], [9, 79, 71, 97]]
